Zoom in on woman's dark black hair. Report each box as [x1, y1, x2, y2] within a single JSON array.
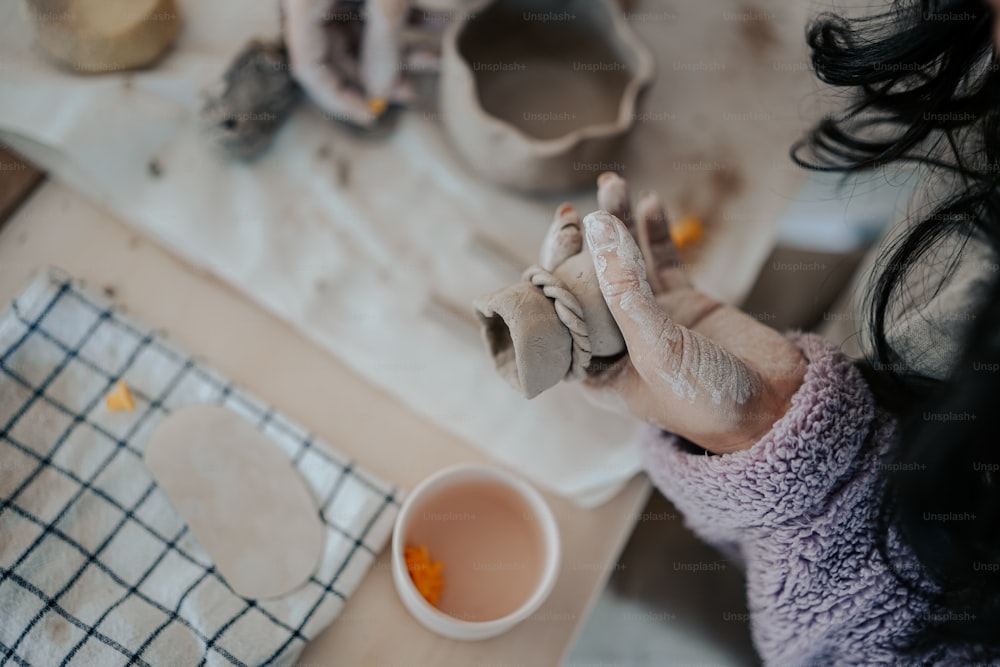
[[792, 0, 1000, 658]]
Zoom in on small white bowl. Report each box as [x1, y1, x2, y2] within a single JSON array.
[[391, 463, 561, 640]]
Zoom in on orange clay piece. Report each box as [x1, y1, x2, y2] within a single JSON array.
[[404, 544, 444, 607], [367, 97, 388, 117], [105, 381, 136, 412], [669, 215, 705, 249]]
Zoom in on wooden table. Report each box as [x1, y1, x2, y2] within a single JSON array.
[[0, 173, 650, 666]]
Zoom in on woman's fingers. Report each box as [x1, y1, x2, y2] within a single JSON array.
[[597, 174, 689, 293], [540, 203, 582, 271], [284, 0, 376, 126], [583, 211, 762, 417], [581, 211, 680, 379], [284, 0, 375, 127], [295, 60, 377, 125], [596, 172, 635, 236], [403, 48, 441, 73], [581, 358, 647, 415], [360, 0, 409, 104], [635, 191, 689, 293]]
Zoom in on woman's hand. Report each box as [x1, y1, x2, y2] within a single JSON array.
[[554, 174, 808, 454], [282, 0, 437, 127]]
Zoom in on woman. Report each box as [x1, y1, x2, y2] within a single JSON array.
[[554, 0, 1000, 662]]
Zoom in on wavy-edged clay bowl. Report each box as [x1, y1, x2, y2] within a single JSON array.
[[440, 0, 655, 192]]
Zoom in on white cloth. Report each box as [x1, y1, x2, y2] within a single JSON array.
[[0, 0, 817, 505], [0, 269, 398, 667]]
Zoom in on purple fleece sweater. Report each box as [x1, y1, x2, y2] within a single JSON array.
[[641, 333, 986, 666]]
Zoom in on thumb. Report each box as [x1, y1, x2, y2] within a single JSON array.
[[583, 211, 764, 418], [360, 0, 408, 102], [582, 211, 681, 380]]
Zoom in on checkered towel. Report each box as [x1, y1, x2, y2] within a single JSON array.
[[0, 269, 400, 666]]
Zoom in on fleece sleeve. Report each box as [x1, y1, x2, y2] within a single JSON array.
[[640, 333, 878, 541]]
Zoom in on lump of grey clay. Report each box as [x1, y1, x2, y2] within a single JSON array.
[[202, 39, 302, 159], [474, 206, 625, 399]]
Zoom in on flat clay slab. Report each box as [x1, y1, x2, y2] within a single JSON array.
[[145, 404, 324, 599]]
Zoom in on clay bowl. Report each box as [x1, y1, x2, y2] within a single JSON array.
[[440, 0, 655, 193]]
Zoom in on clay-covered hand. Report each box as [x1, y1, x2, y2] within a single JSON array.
[[575, 174, 808, 454], [282, 0, 438, 127]]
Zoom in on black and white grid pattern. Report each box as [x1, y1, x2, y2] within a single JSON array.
[[0, 270, 400, 666]]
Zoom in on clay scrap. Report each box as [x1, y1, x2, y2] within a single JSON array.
[[202, 39, 302, 160]]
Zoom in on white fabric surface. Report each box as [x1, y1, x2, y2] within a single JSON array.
[[0, 0, 817, 505], [0, 269, 399, 667]]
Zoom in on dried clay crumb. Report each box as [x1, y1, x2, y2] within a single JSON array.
[[367, 97, 388, 117], [404, 544, 444, 607], [670, 216, 704, 249], [106, 381, 136, 412]]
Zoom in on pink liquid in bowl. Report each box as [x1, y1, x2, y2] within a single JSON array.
[[403, 480, 546, 622]]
